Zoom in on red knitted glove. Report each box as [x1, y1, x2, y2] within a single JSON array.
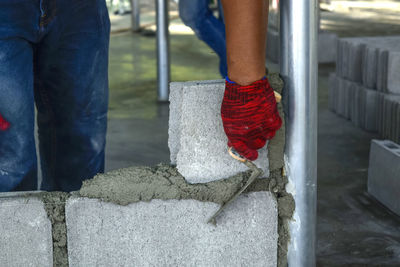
[[0, 113, 10, 131], [221, 77, 282, 161]]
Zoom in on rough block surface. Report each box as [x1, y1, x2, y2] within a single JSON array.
[[66, 192, 278, 267], [169, 80, 269, 183], [368, 140, 400, 216], [0, 195, 53, 267]]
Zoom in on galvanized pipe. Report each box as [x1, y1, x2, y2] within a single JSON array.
[[279, 0, 318, 266], [130, 0, 140, 32], [156, 0, 170, 102]]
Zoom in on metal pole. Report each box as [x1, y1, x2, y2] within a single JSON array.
[[156, 0, 170, 102], [131, 0, 141, 32], [280, 0, 318, 266]]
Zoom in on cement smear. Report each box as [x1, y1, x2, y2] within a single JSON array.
[[25, 191, 70, 267]]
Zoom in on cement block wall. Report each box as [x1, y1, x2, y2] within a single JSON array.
[[0, 79, 293, 267], [329, 36, 400, 144], [368, 140, 400, 216]]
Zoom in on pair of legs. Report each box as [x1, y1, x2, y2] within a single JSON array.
[[179, 0, 228, 77], [0, 0, 110, 192]]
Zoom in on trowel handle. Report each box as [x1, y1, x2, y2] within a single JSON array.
[[274, 91, 282, 103]]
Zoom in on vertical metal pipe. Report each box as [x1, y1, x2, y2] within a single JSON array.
[[131, 0, 141, 32], [156, 0, 170, 102], [279, 0, 318, 266]]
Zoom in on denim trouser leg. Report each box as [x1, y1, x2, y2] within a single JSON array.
[[179, 0, 227, 77], [0, 39, 38, 192], [35, 0, 110, 192], [0, 0, 110, 192]]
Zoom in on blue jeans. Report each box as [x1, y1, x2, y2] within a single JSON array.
[[0, 0, 110, 192], [179, 0, 227, 77]]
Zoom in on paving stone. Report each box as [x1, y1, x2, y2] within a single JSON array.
[[0, 194, 53, 267], [66, 192, 278, 267], [368, 140, 400, 216], [169, 80, 269, 183]]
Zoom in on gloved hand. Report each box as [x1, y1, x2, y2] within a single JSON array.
[[221, 77, 282, 161], [0, 113, 10, 131]]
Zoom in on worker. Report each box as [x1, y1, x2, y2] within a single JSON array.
[[0, 0, 280, 192]]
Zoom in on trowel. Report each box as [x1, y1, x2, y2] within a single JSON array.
[[207, 147, 264, 225]]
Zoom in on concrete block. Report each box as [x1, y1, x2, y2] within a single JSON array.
[[348, 43, 365, 83], [0, 194, 53, 267], [66, 192, 278, 267], [362, 46, 379, 89], [368, 140, 400, 216], [328, 73, 337, 112], [169, 80, 269, 183], [363, 88, 380, 132], [387, 51, 400, 95], [266, 28, 279, 64], [382, 95, 400, 140], [336, 39, 343, 77], [377, 50, 389, 92], [318, 31, 338, 64], [377, 93, 386, 136]]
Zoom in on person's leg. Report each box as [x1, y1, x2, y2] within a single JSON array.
[[0, 2, 40, 192], [179, 0, 227, 77], [35, 0, 110, 192]]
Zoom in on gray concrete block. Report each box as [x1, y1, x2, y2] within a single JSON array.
[[363, 88, 380, 132], [377, 50, 389, 92], [368, 140, 400, 216], [362, 46, 379, 90], [0, 194, 53, 267], [382, 95, 400, 140], [169, 80, 269, 184], [387, 51, 400, 95], [66, 192, 278, 267], [318, 31, 338, 64], [266, 28, 279, 64], [328, 73, 337, 112]]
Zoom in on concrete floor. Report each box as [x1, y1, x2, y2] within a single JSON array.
[[105, 5, 400, 266]]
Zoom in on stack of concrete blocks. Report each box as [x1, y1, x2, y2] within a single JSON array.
[[368, 139, 400, 216], [329, 36, 400, 143]]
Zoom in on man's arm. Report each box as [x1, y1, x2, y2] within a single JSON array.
[[221, 0, 269, 85], [220, 0, 281, 161]]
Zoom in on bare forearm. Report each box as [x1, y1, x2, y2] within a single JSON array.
[[221, 0, 269, 85]]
